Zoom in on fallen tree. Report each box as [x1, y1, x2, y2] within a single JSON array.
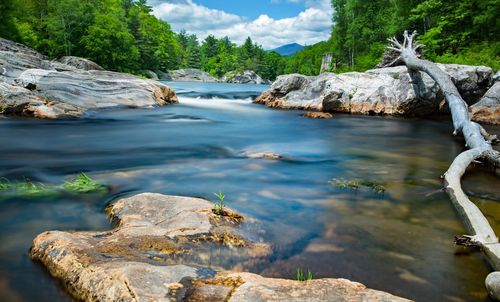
[[387, 31, 500, 299]]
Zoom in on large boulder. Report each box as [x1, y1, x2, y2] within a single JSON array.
[[30, 193, 409, 302], [55, 56, 104, 71], [0, 38, 178, 119], [256, 64, 493, 117], [470, 82, 500, 125], [168, 69, 219, 82], [223, 70, 270, 85]]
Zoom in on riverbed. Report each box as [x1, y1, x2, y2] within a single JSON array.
[[0, 82, 498, 301]]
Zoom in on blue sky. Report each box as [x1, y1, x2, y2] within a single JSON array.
[[195, 0, 305, 19], [149, 0, 332, 49]]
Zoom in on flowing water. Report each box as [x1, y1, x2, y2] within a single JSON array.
[[0, 82, 499, 302]]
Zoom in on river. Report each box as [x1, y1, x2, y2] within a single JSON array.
[[0, 82, 498, 301]]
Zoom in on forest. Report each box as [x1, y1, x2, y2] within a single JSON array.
[[0, 0, 288, 80], [0, 0, 498, 79], [329, 0, 500, 71]]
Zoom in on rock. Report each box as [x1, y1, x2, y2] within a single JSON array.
[[470, 82, 500, 125], [223, 70, 270, 85], [30, 193, 269, 301], [486, 272, 500, 301], [256, 64, 493, 117], [0, 39, 51, 80], [30, 193, 408, 302], [493, 71, 500, 83], [156, 70, 173, 81], [168, 69, 219, 82], [141, 70, 159, 80], [303, 112, 334, 119], [0, 37, 46, 60], [186, 272, 410, 302], [55, 56, 104, 71], [0, 38, 178, 119], [244, 153, 284, 160]]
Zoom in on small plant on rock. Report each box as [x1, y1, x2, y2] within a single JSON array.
[[213, 190, 226, 215], [296, 267, 313, 281]]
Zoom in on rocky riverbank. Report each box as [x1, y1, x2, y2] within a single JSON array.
[[0, 38, 178, 119], [30, 193, 410, 302], [166, 69, 271, 85], [256, 64, 499, 124]]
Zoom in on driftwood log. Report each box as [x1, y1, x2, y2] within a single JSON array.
[[387, 31, 500, 300]]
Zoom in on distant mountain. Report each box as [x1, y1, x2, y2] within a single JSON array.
[[270, 43, 304, 56]]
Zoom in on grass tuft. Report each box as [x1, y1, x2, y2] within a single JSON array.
[[212, 190, 226, 215], [16, 178, 54, 196], [0, 178, 11, 191], [296, 267, 313, 281], [64, 172, 106, 193]]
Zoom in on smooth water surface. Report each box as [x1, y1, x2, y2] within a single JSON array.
[[0, 82, 499, 302]]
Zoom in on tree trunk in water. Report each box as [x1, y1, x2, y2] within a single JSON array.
[[387, 31, 500, 300]]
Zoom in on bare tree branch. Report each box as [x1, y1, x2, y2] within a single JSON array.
[[388, 31, 500, 300]]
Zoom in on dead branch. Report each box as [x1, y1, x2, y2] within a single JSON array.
[[388, 30, 500, 300]]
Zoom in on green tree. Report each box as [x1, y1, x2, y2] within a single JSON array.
[[0, 0, 19, 40], [186, 35, 202, 69], [81, 0, 139, 71]]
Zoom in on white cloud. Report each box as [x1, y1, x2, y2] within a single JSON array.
[[150, 0, 332, 49]]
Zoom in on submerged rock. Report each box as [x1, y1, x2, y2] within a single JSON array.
[[0, 38, 178, 119], [303, 112, 334, 119], [256, 65, 493, 117], [244, 152, 284, 159], [168, 69, 219, 82], [30, 193, 409, 302], [223, 70, 270, 85], [470, 82, 500, 125]]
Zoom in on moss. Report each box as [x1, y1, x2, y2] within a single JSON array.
[[192, 276, 244, 288], [209, 209, 245, 225], [392, 72, 400, 79], [134, 237, 183, 255], [95, 236, 186, 259]]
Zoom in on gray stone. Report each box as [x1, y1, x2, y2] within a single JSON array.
[[493, 71, 500, 83], [223, 70, 270, 85], [55, 56, 104, 71], [486, 272, 500, 301], [256, 64, 493, 117], [168, 69, 219, 82], [0, 38, 178, 119], [156, 70, 173, 81], [470, 82, 500, 125]]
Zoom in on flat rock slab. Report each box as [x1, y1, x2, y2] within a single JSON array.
[[30, 193, 410, 301], [0, 38, 178, 119]]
